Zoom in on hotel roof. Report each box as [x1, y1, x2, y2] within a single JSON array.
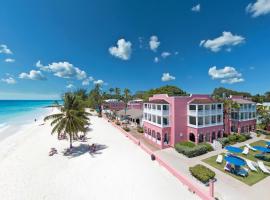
[[189, 98, 221, 104], [145, 99, 169, 104], [231, 98, 254, 104]]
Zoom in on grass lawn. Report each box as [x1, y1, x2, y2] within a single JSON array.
[[203, 154, 269, 186], [239, 140, 270, 167]]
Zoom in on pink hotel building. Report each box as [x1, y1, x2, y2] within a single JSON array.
[[142, 94, 256, 149]]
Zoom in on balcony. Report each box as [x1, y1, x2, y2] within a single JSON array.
[[144, 107, 169, 116], [188, 109, 223, 116], [142, 119, 170, 128]]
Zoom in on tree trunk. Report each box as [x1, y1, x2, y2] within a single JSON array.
[[69, 135, 73, 149]]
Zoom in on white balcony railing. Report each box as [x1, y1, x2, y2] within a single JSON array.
[[188, 109, 223, 116]]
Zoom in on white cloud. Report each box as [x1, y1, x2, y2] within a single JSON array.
[[208, 66, 244, 84], [161, 73, 176, 82], [93, 79, 104, 85], [66, 84, 74, 89], [82, 76, 94, 86], [4, 58, 15, 63], [19, 70, 46, 80], [149, 35, 160, 52], [36, 61, 86, 80], [1, 77, 16, 84], [191, 4, 200, 12], [0, 44, 12, 54], [221, 77, 244, 84], [200, 31, 245, 52], [246, 0, 270, 17], [109, 38, 132, 60], [154, 57, 159, 63], [161, 52, 171, 58]]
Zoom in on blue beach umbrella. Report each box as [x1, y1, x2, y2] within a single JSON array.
[[253, 146, 270, 153], [225, 146, 243, 154], [266, 141, 270, 146], [224, 155, 246, 166]]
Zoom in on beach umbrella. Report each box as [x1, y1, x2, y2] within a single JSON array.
[[225, 146, 243, 154], [224, 155, 246, 166], [266, 141, 270, 147], [253, 146, 270, 153]]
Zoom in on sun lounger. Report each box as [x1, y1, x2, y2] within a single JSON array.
[[258, 161, 270, 174], [245, 144, 256, 151], [242, 147, 249, 155], [246, 160, 258, 172], [236, 168, 248, 177], [216, 154, 223, 164], [224, 162, 232, 172]]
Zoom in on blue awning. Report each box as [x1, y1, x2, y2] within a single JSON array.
[[224, 155, 246, 166], [254, 146, 270, 153], [225, 146, 243, 153]]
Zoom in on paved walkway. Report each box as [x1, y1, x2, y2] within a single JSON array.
[[155, 135, 270, 200]]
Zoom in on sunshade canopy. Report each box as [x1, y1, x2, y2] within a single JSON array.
[[224, 155, 246, 166], [225, 146, 243, 153]]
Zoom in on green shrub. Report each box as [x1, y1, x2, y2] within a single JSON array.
[[255, 154, 270, 162], [175, 143, 211, 158], [228, 134, 238, 144], [217, 137, 229, 147], [238, 134, 247, 142], [137, 126, 144, 133], [115, 121, 120, 126], [200, 143, 214, 152], [189, 164, 216, 183], [256, 129, 270, 135], [123, 127, 130, 132]]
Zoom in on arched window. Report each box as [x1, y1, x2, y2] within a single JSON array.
[[189, 133, 195, 142]]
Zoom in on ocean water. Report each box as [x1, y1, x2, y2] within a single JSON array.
[[0, 100, 58, 140]]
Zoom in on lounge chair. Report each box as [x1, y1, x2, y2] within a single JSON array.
[[235, 168, 248, 177], [242, 147, 249, 155], [245, 144, 256, 151], [216, 154, 223, 164], [224, 162, 232, 172], [246, 160, 258, 172], [258, 161, 270, 174]]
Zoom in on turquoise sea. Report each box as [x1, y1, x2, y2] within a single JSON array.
[[0, 100, 58, 140]]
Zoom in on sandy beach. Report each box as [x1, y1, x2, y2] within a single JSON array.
[[0, 111, 199, 200]]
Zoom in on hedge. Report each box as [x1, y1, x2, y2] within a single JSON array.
[[189, 164, 216, 183], [137, 126, 144, 133], [175, 142, 213, 158], [256, 129, 270, 136], [123, 127, 130, 132], [218, 133, 250, 147]]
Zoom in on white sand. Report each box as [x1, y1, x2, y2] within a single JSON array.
[[0, 112, 198, 200]]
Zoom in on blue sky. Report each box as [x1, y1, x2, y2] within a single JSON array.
[[0, 0, 270, 99]]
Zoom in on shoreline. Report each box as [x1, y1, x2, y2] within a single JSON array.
[[0, 107, 53, 142]]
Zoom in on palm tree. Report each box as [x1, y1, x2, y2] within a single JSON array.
[[257, 105, 270, 130], [220, 98, 240, 134], [109, 88, 114, 95], [44, 93, 90, 149], [88, 84, 104, 116], [123, 88, 131, 115], [114, 87, 121, 100]]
